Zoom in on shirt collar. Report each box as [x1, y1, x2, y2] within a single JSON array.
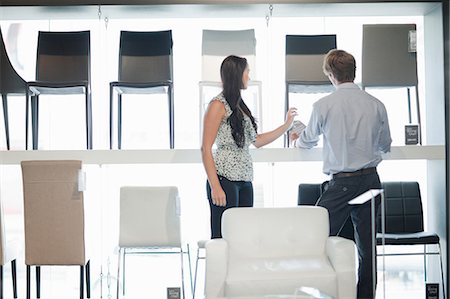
[[336, 82, 359, 90]]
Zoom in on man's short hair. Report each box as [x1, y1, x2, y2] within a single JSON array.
[[322, 49, 356, 82]]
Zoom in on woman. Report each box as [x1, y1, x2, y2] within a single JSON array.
[[201, 55, 297, 238]]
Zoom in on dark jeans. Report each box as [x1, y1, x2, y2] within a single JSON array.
[[316, 171, 381, 299], [206, 176, 253, 238]]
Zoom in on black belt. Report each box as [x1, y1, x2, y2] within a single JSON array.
[[332, 167, 377, 179]]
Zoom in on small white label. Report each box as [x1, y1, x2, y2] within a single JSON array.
[[408, 30, 417, 53], [78, 170, 86, 192]]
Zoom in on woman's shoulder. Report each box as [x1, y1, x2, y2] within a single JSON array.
[[210, 93, 232, 116]]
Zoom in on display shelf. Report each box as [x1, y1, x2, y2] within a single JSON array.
[[0, 145, 444, 165]]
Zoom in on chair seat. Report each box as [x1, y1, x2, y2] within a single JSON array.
[[28, 82, 88, 95], [376, 232, 440, 245], [111, 81, 171, 95], [287, 81, 334, 94], [226, 257, 337, 297]]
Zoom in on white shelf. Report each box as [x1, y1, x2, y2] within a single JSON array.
[[0, 145, 444, 165]]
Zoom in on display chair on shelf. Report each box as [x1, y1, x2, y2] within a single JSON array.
[[362, 24, 421, 144], [199, 29, 262, 136], [117, 186, 192, 299], [285, 34, 336, 146], [27, 31, 92, 150], [21, 160, 91, 299], [109, 30, 174, 149], [0, 28, 29, 150]]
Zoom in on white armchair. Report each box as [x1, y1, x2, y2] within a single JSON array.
[[204, 206, 356, 299]]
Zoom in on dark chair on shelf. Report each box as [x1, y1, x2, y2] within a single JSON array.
[[297, 183, 354, 240], [362, 24, 421, 144], [377, 181, 445, 299], [285, 35, 336, 146], [27, 31, 92, 150], [0, 28, 29, 150], [109, 30, 174, 149], [21, 160, 91, 299]]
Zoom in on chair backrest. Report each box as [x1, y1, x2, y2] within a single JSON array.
[[119, 186, 181, 247], [21, 160, 85, 266], [0, 28, 27, 94], [36, 31, 90, 83], [201, 29, 256, 82], [118, 30, 173, 83], [362, 24, 418, 87], [285, 34, 336, 84], [297, 183, 322, 205], [380, 181, 424, 234], [222, 206, 329, 259]]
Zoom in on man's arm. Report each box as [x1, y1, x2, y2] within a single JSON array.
[[293, 106, 321, 149], [378, 105, 392, 153]]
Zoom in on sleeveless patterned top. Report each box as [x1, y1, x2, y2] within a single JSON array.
[[212, 93, 257, 182]]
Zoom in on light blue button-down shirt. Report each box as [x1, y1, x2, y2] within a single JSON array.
[[295, 82, 392, 175]]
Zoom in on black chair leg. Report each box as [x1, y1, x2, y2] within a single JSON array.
[[36, 266, 41, 299], [25, 90, 29, 150], [168, 84, 174, 149], [2, 95, 10, 150], [31, 95, 39, 150], [109, 84, 114, 150], [26, 265, 30, 299], [11, 260, 17, 298], [80, 265, 84, 299], [118, 94, 123, 150], [86, 260, 91, 298], [0, 265, 3, 299]]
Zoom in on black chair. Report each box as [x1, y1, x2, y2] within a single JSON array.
[[377, 181, 445, 299], [109, 30, 174, 149], [27, 31, 92, 150], [297, 183, 354, 240], [285, 35, 336, 146], [0, 28, 29, 150]]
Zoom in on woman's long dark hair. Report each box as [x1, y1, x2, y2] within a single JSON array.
[[220, 55, 258, 148]]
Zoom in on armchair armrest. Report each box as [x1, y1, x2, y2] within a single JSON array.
[[205, 239, 228, 298], [326, 236, 357, 299]]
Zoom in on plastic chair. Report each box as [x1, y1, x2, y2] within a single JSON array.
[[0, 28, 29, 150], [377, 181, 445, 299], [362, 24, 421, 143], [27, 31, 92, 150], [0, 197, 19, 299], [21, 160, 91, 299], [109, 30, 174, 149], [199, 29, 262, 134], [117, 186, 192, 299], [285, 34, 336, 146]]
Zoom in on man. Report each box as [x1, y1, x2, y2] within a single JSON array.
[[291, 49, 392, 299]]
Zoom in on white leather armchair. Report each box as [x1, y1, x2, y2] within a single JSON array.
[[204, 206, 356, 299]]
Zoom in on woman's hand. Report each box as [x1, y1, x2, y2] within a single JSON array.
[[211, 186, 226, 207], [285, 107, 298, 129]]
